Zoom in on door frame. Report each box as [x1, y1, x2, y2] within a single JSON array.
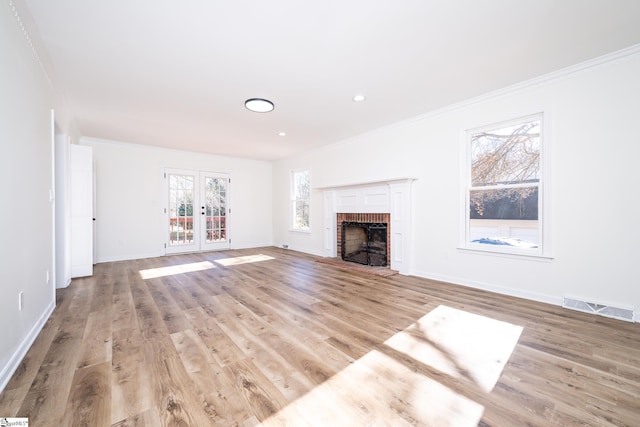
[[163, 167, 231, 255]]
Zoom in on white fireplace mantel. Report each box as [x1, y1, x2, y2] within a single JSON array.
[[321, 178, 415, 275], [315, 177, 416, 191]]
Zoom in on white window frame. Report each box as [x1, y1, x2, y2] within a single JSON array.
[[460, 112, 552, 259], [290, 169, 311, 232]]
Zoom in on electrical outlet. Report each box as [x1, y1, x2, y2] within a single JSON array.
[[46, 270, 50, 284], [19, 291, 23, 311]]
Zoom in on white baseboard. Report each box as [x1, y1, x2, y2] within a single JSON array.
[[96, 251, 163, 263], [275, 244, 325, 258], [410, 269, 563, 307], [229, 242, 275, 251], [0, 300, 55, 393]]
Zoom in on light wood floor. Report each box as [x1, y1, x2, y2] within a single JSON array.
[[0, 247, 638, 426]]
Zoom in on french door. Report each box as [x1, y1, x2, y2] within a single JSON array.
[[165, 168, 230, 254]]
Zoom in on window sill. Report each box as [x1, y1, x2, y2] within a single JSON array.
[[457, 246, 554, 262]]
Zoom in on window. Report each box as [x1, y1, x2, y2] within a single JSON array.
[[464, 114, 544, 255], [291, 169, 310, 231]]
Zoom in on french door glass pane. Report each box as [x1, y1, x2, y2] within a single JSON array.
[[204, 177, 227, 243], [168, 174, 195, 245]]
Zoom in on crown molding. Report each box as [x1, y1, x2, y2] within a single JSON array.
[[6, 0, 52, 80]]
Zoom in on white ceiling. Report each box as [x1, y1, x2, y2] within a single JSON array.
[[21, 0, 640, 161]]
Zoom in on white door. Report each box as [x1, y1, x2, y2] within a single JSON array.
[[70, 144, 94, 277], [165, 168, 230, 254]]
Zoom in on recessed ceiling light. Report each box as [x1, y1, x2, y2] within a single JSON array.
[[278, 132, 287, 137], [353, 94, 366, 102], [245, 98, 274, 113]]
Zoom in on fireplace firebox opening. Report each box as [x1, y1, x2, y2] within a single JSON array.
[[341, 221, 388, 267]]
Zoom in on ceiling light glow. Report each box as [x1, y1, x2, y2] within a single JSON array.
[[245, 98, 274, 113], [353, 94, 366, 102], [278, 132, 287, 137]]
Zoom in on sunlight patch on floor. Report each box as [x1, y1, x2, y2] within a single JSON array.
[[258, 305, 522, 426], [385, 305, 523, 392], [213, 254, 275, 266], [259, 349, 484, 427], [139, 261, 215, 279]]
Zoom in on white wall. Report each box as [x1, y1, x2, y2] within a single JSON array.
[[55, 128, 72, 288], [0, 3, 76, 391], [80, 138, 273, 262], [273, 48, 640, 317]]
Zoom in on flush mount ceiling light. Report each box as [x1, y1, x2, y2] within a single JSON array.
[[245, 98, 274, 113], [352, 94, 366, 102], [278, 132, 287, 137]]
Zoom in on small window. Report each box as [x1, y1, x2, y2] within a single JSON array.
[[465, 114, 544, 255], [291, 169, 310, 231]]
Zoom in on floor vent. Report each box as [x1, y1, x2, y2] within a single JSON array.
[[562, 297, 635, 322]]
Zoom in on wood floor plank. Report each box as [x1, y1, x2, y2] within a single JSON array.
[[223, 357, 291, 421], [1, 247, 638, 426], [111, 327, 154, 425], [174, 273, 217, 306], [77, 307, 113, 369], [256, 329, 339, 386], [145, 278, 178, 308], [247, 283, 336, 341], [0, 384, 30, 417], [163, 276, 202, 311], [213, 312, 306, 389], [213, 293, 273, 337], [61, 361, 111, 426], [111, 284, 140, 333], [183, 306, 247, 367], [156, 301, 192, 334], [143, 337, 215, 426], [110, 407, 162, 427], [171, 329, 254, 424]]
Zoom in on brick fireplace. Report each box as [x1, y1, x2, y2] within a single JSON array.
[[337, 213, 391, 267]]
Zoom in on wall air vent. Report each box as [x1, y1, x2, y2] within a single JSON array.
[[562, 297, 635, 322]]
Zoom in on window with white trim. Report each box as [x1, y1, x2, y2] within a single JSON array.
[[465, 114, 544, 255], [291, 169, 310, 231]]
